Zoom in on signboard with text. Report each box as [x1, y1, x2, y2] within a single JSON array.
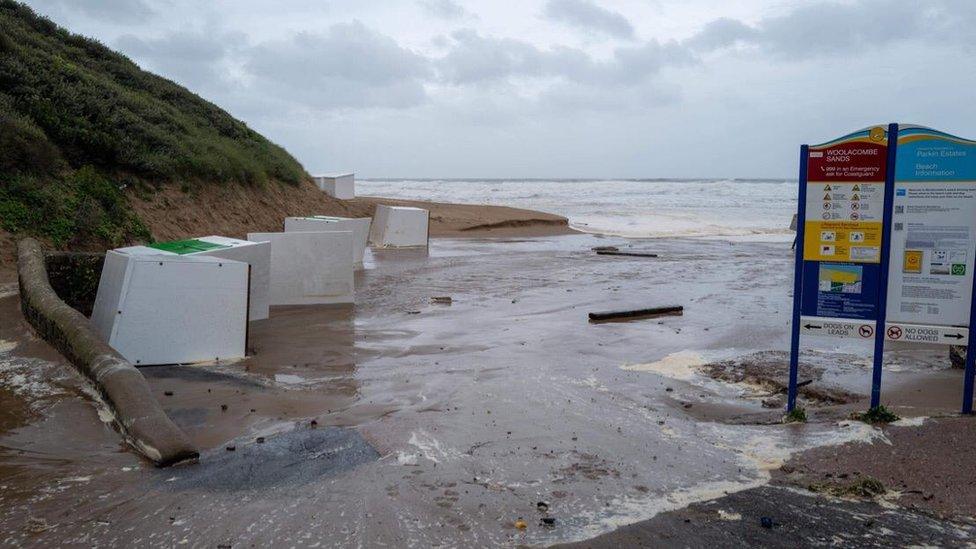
[[800, 126, 888, 323], [885, 126, 976, 331], [788, 123, 976, 414]]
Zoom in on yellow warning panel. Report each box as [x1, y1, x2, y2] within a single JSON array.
[[803, 220, 882, 262], [903, 250, 923, 273]]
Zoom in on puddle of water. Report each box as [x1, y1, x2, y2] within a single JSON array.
[[274, 374, 306, 385]]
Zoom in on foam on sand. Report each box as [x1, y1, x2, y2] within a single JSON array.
[[621, 350, 707, 380], [570, 420, 886, 542]]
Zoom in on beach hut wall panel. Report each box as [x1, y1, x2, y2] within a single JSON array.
[[189, 236, 270, 321], [369, 205, 429, 248], [90, 251, 249, 366], [313, 173, 355, 199], [116, 236, 271, 321], [246, 231, 355, 305], [284, 216, 371, 268]]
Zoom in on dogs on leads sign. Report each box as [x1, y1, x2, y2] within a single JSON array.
[[800, 126, 888, 321], [799, 317, 875, 339]]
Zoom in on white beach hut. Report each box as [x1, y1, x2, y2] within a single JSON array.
[[284, 216, 371, 269], [369, 205, 430, 248], [90, 249, 249, 366], [114, 236, 271, 321], [246, 231, 355, 306], [314, 173, 355, 199]]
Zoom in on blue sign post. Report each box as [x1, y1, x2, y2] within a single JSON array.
[[786, 146, 809, 412], [869, 123, 899, 409]]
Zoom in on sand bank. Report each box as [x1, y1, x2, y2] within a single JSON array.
[[0, 180, 573, 281], [350, 196, 574, 237]]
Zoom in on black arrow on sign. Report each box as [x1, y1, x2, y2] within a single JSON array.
[[944, 333, 965, 340], [804, 324, 821, 330]]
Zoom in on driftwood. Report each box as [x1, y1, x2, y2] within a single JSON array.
[[588, 305, 683, 323], [596, 251, 659, 258]]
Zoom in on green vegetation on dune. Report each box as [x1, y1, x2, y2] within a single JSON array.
[[0, 167, 151, 247], [0, 0, 308, 250]]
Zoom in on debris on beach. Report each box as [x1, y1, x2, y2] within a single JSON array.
[[807, 477, 886, 499], [514, 517, 527, 529], [852, 405, 900, 425], [588, 305, 683, 323], [595, 250, 659, 258], [700, 351, 859, 406], [430, 296, 453, 305], [591, 246, 619, 252]]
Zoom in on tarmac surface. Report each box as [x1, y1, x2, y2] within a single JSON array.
[[0, 234, 971, 546]]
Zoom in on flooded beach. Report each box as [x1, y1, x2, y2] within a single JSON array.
[[1, 234, 969, 546]]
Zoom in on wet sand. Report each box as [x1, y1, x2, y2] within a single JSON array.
[[0, 234, 973, 546]]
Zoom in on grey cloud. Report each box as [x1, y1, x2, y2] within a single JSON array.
[[689, 0, 972, 58], [245, 21, 431, 110], [436, 30, 549, 84], [437, 29, 691, 86], [684, 18, 757, 52], [543, 0, 634, 39], [418, 0, 468, 20], [538, 81, 680, 113], [115, 30, 244, 92], [30, 0, 155, 23], [609, 40, 694, 84]]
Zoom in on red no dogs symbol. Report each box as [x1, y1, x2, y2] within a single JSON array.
[[859, 325, 874, 338], [887, 326, 903, 340]]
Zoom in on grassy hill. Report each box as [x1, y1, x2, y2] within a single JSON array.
[[0, 0, 309, 253]]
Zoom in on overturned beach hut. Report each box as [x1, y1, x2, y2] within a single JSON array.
[[246, 231, 355, 306], [314, 173, 355, 199], [90, 249, 249, 366], [144, 236, 271, 321], [369, 205, 430, 248], [284, 216, 371, 269]]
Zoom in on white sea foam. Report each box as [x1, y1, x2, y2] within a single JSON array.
[[569, 420, 885, 542], [358, 178, 796, 240], [622, 350, 706, 379], [407, 430, 463, 464]]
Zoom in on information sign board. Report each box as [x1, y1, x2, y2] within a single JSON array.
[[885, 126, 976, 328]]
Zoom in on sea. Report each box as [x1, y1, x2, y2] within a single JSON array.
[[357, 178, 796, 241]]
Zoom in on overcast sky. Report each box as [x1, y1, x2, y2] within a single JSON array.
[[24, 0, 976, 178]]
